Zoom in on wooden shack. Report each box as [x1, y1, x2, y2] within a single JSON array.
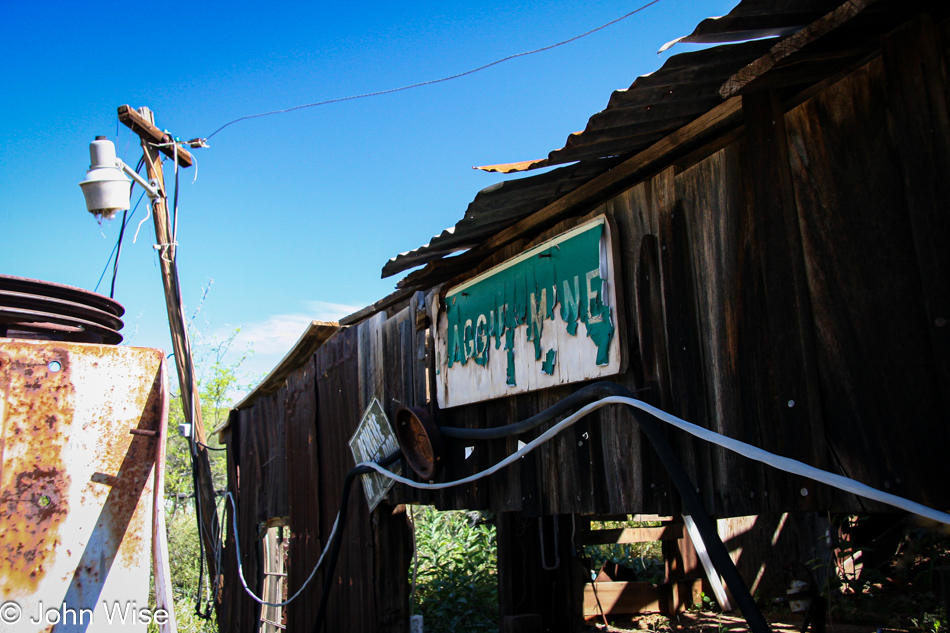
[[217, 0, 950, 630]]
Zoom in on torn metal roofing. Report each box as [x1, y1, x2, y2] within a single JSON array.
[[658, 0, 841, 52], [384, 0, 844, 280], [382, 157, 623, 278]]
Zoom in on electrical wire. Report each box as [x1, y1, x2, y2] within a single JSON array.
[[203, 0, 664, 141], [226, 490, 344, 608], [94, 195, 147, 294], [94, 157, 147, 295], [109, 210, 127, 299]]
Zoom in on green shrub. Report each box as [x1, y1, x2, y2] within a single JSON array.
[[410, 506, 498, 632]]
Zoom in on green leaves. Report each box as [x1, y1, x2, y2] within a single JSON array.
[[411, 506, 498, 632]]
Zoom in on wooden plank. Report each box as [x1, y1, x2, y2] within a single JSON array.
[[720, 0, 878, 98], [313, 327, 376, 631], [583, 581, 664, 616], [580, 525, 684, 545], [785, 54, 950, 509], [358, 312, 386, 407], [283, 358, 321, 633], [677, 144, 758, 515], [633, 231, 675, 512], [881, 14, 950, 423], [657, 165, 713, 499], [583, 580, 704, 616], [117, 105, 194, 167], [741, 90, 827, 511]]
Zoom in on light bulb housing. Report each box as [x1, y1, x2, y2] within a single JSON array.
[[79, 137, 132, 219]]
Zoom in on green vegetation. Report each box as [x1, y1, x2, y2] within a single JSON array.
[[410, 506, 499, 633], [583, 516, 665, 585]]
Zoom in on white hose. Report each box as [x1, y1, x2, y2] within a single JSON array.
[[360, 396, 950, 527], [233, 394, 950, 607]]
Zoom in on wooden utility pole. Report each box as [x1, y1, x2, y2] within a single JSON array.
[[118, 105, 221, 610]]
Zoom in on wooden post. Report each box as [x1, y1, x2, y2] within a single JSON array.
[[119, 106, 221, 608]]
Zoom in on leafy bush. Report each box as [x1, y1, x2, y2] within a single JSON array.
[[411, 506, 499, 632]]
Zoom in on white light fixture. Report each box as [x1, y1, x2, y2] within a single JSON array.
[[79, 136, 160, 219]]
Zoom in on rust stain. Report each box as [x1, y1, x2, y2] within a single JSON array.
[[0, 341, 165, 607], [0, 344, 73, 599], [93, 367, 162, 571]]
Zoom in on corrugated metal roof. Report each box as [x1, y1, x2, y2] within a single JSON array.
[[382, 157, 623, 277], [383, 0, 845, 280], [658, 0, 840, 51]]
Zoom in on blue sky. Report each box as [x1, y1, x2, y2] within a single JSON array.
[[1, 0, 737, 393]]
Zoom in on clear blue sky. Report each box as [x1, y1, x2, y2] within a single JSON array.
[[1, 0, 737, 393]]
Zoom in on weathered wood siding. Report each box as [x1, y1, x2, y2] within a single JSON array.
[[395, 16, 950, 518], [219, 12, 950, 633]]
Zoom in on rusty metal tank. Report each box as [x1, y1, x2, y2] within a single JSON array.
[[0, 277, 172, 631]]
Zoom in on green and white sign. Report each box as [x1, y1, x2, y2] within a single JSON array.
[[434, 216, 622, 408]]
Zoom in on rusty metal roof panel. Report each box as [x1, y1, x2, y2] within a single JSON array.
[[546, 39, 776, 166], [659, 0, 841, 51], [384, 0, 848, 279], [382, 157, 623, 277]]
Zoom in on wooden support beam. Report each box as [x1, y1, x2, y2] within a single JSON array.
[[118, 105, 194, 168], [583, 579, 704, 617], [721, 0, 879, 98], [127, 106, 220, 611], [580, 525, 683, 545]]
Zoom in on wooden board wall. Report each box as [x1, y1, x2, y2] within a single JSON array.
[[393, 13, 950, 519], [219, 12, 950, 632]]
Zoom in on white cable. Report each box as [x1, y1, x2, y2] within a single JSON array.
[[132, 199, 152, 244], [227, 492, 342, 607], [360, 396, 950, 527], [231, 394, 950, 608]]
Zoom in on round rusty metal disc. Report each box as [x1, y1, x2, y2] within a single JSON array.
[[394, 405, 443, 480], [0, 275, 124, 344], [0, 307, 123, 345], [0, 290, 124, 331], [0, 275, 124, 318]]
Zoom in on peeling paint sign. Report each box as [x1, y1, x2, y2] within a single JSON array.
[[348, 399, 401, 511], [434, 216, 622, 408]]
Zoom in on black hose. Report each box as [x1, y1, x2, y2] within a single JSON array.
[[313, 384, 771, 633], [438, 381, 772, 633], [313, 450, 402, 633]]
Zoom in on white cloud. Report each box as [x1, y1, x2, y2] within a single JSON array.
[[233, 300, 361, 356], [219, 300, 363, 398]]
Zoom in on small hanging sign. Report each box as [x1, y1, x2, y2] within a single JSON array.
[[349, 398, 402, 510], [433, 215, 622, 408]]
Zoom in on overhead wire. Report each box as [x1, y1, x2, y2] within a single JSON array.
[[203, 0, 665, 141], [94, 157, 147, 295]]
